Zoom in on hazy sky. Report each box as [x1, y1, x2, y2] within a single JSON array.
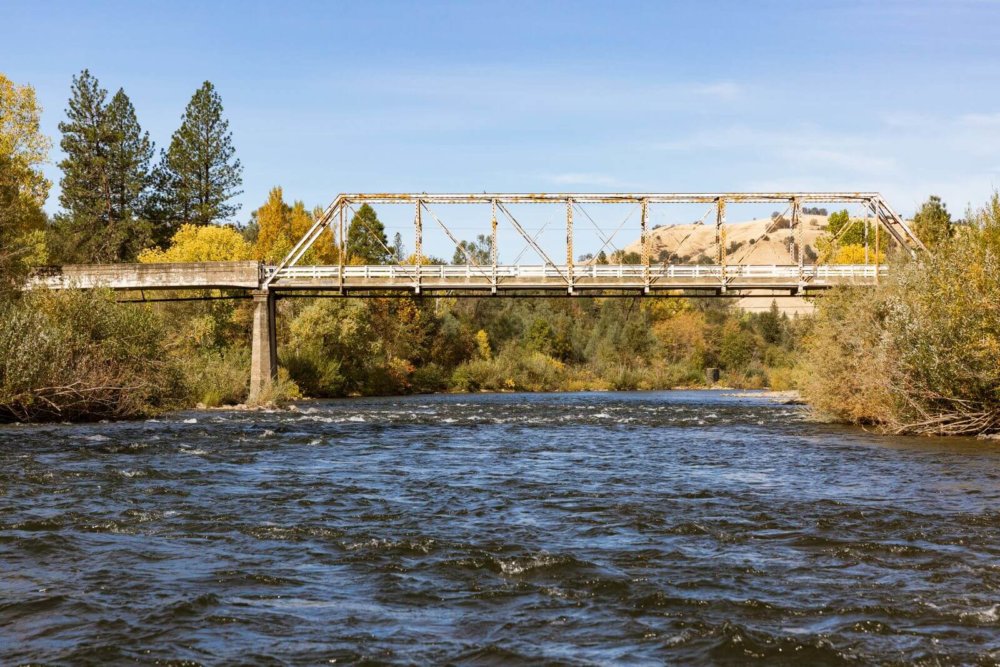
[[5, 0, 1000, 229]]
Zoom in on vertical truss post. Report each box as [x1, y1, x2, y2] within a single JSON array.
[[716, 197, 726, 293], [864, 204, 870, 265], [566, 199, 574, 294], [641, 198, 650, 293], [338, 201, 346, 294], [873, 199, 880, 284], [491, 199, 498, 295], [792, 197, 803, 288], [414, 199, 422, 295]]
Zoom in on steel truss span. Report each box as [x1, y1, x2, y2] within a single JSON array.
[[264, 191, 926, 294]]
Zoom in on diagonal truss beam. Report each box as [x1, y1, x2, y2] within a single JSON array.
[[344, 201, 399, 261], [421, 202, 492, 280], [495, 202, 569, 284], [264, 195, 345, 287], [573, 202, 639, 261]]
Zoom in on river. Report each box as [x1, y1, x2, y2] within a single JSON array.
[[2, 391, 999, 664]]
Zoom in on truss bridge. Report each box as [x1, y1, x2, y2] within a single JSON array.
[[30, 191, 926, 399]]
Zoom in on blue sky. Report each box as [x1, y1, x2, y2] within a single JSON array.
[[4, 0, 1000, 241]]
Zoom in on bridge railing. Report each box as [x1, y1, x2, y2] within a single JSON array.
[[269, 264, 887, 281]]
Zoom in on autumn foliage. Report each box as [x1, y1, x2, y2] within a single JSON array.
[[801, 192, 1000, 436]]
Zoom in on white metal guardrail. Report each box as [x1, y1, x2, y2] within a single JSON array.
[[269, 264, 887, 281]]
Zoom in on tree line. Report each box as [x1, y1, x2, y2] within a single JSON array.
[[49, 70, 243, 263], [0, 69, 244, 278]]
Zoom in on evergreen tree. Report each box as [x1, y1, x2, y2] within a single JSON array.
[[391, 232, 405, 262], [52, 71, 152, 262], [106, 89, 154, 225], [451, 234, 492, 264], [346, 203, 390, 264], [56, 70, 110, 232], [159, 81, 243, 230], [912, 195, 952, 247]]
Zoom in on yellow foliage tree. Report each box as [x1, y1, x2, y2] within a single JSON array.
[[817, 241, 885, 265], [475, 329, 492, 360], [254, 187, 291, 263], [138, 224, 253, 262], [1, 73, 51, 288], [253, 187, 337, 264]]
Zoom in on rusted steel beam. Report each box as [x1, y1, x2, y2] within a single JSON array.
[[264, 194, 346, 288], [495, 201, 569, 284], [792, 197, 803, 286], [873, 199, 881, 284], [716, 198, 727, 293], [422, 202, 492, 281], [414, 200, 422, 294], [338, 203, 345, 294], [491, 199, 498, 294], [641, 198, 649, 292], [331, 192, 880, 205], [566, 199, 574, 294]]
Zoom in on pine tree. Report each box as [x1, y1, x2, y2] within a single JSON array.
[[52, 71, 152, 262], [106, 89, 154, 225], [57, 70, 111, 231], [346, 203, 390, 264], [391, 232, 405, 262], [912, 195, 952, 247], [159, 81, 243, 229]]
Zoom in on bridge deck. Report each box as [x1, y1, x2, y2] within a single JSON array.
[[31, 262, 884, 296], [272, 264, 882, 294], [31, 261, 262, 291]]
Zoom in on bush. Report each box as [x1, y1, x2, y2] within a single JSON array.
[[411, 363, 448, 393], [247, 367, 302, 407], [0, 289, 182, 421], [281, 347, 346, 398], [800, 192, 1000, 435], [178, 346, 251, 407]]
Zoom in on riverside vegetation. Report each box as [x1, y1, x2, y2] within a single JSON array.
[[2, 70, 997, 437]]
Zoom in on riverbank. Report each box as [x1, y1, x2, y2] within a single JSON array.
[[199, 386, 805, 414], [799, 192, 1000, 437], [1, 286, 804, 423]]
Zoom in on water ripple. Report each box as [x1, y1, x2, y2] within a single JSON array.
[[2, 390, 999, 664]]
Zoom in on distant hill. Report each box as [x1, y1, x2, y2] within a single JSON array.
[[622, 213, 831, 265]]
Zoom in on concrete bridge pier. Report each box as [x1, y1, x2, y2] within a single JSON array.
[[250, 290, 278, 403]]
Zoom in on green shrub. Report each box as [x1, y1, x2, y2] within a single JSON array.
[[0, 289, 182, 421], [800, 191, 1000, 435], [411, 363, 448, 393], [178, 346, 251, 407], [281, 347, 346, 398]]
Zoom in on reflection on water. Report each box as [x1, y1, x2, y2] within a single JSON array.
[[2, 391, 1000, 664]]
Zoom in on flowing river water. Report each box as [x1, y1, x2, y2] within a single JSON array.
[[2, 390, 999, 664]]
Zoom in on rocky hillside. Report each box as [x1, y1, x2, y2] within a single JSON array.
[[623, 213, 831, 265]]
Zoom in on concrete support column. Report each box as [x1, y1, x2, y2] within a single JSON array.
[[250, 290, 278, 402]]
